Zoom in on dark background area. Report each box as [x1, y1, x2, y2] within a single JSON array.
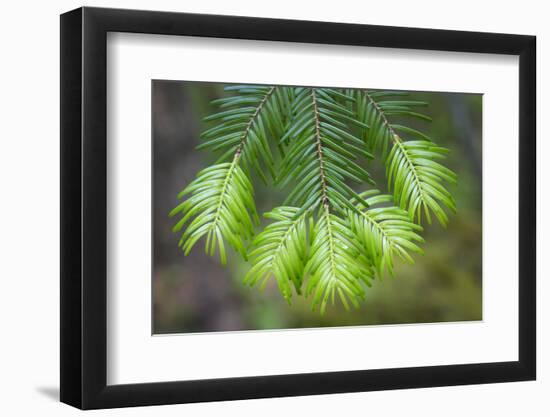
[[152, 80, 482, 334]]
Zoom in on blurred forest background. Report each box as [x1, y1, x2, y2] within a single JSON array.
[[152, 80, 482, 334]]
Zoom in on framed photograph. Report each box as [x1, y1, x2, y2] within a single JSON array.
[[60, 6, 536, 409]]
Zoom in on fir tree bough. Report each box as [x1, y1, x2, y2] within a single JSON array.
[[169, 84, 457, 312]]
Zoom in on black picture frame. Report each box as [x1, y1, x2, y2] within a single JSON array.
[[60, 6, 536, 410]]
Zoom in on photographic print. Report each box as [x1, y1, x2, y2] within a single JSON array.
[[60, 9, 536, 407], [153, 81, 482, 334]]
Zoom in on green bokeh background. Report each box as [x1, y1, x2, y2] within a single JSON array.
[[152, 81, 482, 333]]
